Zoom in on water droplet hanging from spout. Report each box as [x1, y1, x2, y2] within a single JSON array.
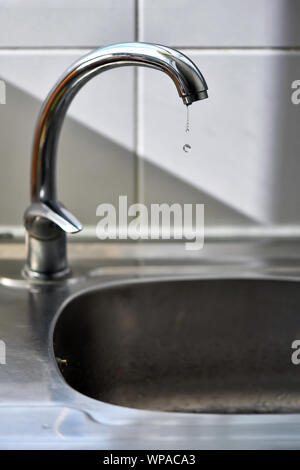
[[183, 144, 191, 153]]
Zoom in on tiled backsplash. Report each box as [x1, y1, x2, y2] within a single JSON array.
[[0, 0, 299, 235], [139, 0, 300, 47], [139, 50, 300, 225], [0, 0, 135, 47]]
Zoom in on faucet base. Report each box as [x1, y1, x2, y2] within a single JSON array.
[[24, 232, 70, 281], [22, 265, 71, 281]]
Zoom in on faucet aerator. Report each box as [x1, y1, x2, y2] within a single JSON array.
[[183, 90, 208, 105]]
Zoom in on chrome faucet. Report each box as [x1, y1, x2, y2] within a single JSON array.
[[23, 42, 208, 279]]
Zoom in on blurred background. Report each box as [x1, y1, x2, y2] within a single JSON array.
[[0, 0, 300, 239]]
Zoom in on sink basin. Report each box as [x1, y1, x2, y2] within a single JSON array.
[[53, 278, 300, 413]]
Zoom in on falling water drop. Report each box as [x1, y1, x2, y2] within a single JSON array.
[[183, 105, 191, 153], [186, 105, 190, 133], [183, 144, 191, 153]]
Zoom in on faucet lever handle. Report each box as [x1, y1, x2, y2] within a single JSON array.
[[24, 201, 82, 235]]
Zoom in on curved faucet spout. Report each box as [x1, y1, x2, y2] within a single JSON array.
[[32, 43, 208, 204], [24, 42, 208, 279]]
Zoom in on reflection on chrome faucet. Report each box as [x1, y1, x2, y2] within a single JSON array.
[[23, 42, 208, 279]]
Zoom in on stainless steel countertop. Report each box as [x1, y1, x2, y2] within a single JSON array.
[[1, 240, 300, 449]]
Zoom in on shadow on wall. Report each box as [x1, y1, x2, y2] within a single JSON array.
[[269, 0, 300, 223], [142, 160, 256, 227], [0, 82, 136, 227], [0, 82, 255, 230]]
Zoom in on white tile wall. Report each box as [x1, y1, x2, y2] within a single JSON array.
[[0, 0, 136, 230], [0, 51, 135, 151], [0, 52, 135, 227], [0, 1, 299, 233], [137, 0, 300, 230], [138, 50, 300, 224], [139, 0, 300, 47], [0, 0, 135, 47]]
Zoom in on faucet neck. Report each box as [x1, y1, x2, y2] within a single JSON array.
[[32, 43, 207, 205], [24, 42, 208, 279]]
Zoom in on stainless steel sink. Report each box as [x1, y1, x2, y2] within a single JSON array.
[[3, 241, 300, 449], [53, 278, 300, 414]]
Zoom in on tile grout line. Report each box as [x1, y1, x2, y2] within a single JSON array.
[[134, 0, 145, 207], [133, 0, 139, 205], [0, 46, 300, 52]]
